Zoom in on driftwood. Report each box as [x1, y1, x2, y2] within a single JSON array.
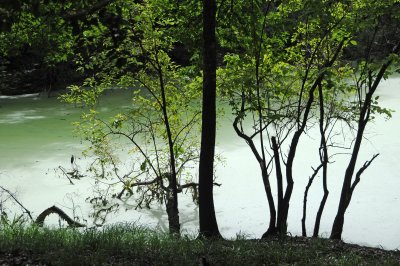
[[35, 205, 85, 228]]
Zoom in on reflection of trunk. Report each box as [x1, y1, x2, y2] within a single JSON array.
[[330, 43, 398, 239]]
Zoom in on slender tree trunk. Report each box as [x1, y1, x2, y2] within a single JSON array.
[[260, 165, 277, 237], [330, 44, 399, 239], [233, 115, 277, 238], [313, 169, 329, 237], [301, 164, 322, 237], [165, 186, 180, 234], [157, 54, 180, 234], [268, 136, 282, 236], [313, 83, 329, 237], [330, 108, 370, 240], [281, 39, 346, 235], [198, 0, 221, 238]]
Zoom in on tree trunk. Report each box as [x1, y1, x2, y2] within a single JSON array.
[[233, 116, 277, 237], [165, 189, 180, 234], [261, 165, 277, 237], [158, 60, 180, 235], [313, 82, 329, 237], [330, 43, 399, 239], [198, 0, 221, 238], [272, 137, 283, 221]]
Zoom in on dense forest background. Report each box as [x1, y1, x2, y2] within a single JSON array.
[[1, 0, 399, 96]]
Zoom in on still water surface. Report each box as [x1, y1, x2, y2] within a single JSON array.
[[1, 80, 400, 250]]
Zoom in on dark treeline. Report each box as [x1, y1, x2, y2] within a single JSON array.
[[1, 0, 399, 96]]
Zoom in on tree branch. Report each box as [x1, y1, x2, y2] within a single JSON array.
[[0, 186, 34, 222], [350, 153, 379, 195], [35, 205, 85, 228]]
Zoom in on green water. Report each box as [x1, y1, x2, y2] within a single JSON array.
[[1, 79, 400, 249], [0, 90, 136, 168]]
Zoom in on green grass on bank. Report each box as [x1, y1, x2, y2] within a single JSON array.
[[0, 224, 399, 265]]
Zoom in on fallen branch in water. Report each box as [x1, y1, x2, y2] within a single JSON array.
[[58, 166, 85, 185], [35, 205, 85, 228]]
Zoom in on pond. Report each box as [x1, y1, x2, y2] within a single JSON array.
[[1, 79, 399, 250]]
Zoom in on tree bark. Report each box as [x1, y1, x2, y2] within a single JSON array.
[[165, 187, 180, 234], [198, 0, 221, 238]]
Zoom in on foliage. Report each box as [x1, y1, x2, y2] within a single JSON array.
[[2, 0, 400, 243], [61, 1, 204, 231], [217, 0, 399, 237], [0, 1, 78, 64]]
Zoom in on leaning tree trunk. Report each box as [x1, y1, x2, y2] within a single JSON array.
[[198, 0, 221, 238], [330, 127, 364, 239], [330, 43, 399, 239]]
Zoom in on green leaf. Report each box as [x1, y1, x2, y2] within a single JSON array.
[[140, 160, 147, 172]]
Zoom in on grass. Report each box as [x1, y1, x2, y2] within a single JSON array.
[[0, 224, 399, 265]]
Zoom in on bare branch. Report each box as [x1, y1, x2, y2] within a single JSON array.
[[301, 163, 324, 237], [350, 153, 379, 195], [0, 186, 34, 222]]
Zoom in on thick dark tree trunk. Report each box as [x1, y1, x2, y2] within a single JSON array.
[[198, 0, 221, 238]]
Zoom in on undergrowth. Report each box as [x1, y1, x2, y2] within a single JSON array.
[[0, 223, 399, 265]]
